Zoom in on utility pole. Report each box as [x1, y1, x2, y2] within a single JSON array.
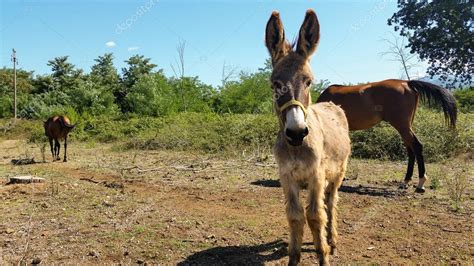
[[12, 49, 17, 120], [11, 49, 17, 120]]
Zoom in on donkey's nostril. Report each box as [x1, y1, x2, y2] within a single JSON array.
[[302, 127, 309, 137], [285, 127, 309, 146]]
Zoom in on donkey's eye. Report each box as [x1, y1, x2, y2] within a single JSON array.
[[272, 81, 282, 90], [305, 79, 312, 87]]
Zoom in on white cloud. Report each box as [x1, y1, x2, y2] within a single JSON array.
[[105, 41, 116, 48], [128, 46, 140, 51]]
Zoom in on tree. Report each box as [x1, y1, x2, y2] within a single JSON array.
[[46, 56, 83, 91], [119, 55, 157, 112], [90, 53, 120, 89], [388, 1, 473, 87], [219, 71, 272, 114], [0, 67, 34, 117], [380, 33, 418, 80], [126, 71, 176, 116]]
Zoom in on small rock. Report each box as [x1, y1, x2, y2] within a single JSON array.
[[88, 250, 98, 257], [367, 246, 375, 250], [5, 228, 14, 234], [31, 257, 41, 264], [102, 200, 114, 207]]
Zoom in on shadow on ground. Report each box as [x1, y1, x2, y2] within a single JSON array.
[[251, 179, 281, 188], [251, 179, 405, 198], [178, 240, 321, 265], [178, 240, 286, 265], [339, 184, 406, 198]]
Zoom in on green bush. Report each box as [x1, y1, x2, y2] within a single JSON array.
[[454, 88, 474, 113], [1, 107, 471, 162]]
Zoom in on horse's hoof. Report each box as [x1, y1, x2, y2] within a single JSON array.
[[63, 159, 67, 162], [415, 187, 426, 193], [398, 183, 409, 189]]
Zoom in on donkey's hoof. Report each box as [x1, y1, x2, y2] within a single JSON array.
[[415, 187, 426, 193], [330, 246, 337, 256], [288, 257, 300, 266], [63, 159, 68, 162]]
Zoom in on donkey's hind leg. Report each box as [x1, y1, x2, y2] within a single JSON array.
[[282, 178, 305, 266], [306, 172, 329, 265]]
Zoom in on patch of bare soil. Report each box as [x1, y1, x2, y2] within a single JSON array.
[[0, 140, 472, 264]]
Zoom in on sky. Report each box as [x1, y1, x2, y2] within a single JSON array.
[[0, 0, 428, 86]]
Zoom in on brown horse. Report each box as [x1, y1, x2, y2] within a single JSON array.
[[317, 79, 457, 192], [266, 10, 351, 265], [44, 116, 75, 162]]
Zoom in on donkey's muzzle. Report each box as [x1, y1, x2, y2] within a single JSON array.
[[285, 127, 309, 146]]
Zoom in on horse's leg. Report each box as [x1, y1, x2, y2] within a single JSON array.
[[394, 127, 426, 192], [412, 134, 427, 193], [393, 125, 416, 188], [55, 139, 60, 161], [49, 138, 54, 161], [282, 176, 304, 266], [399, 146, 416, 189], [63, 136, 68, 162], [306, 171, 329, 265]]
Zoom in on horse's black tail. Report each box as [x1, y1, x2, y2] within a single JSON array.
[[408, 80, 457, 128], [59, 117, 75, 130]]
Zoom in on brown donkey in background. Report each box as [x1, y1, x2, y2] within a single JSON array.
[[44, 116, 75, 162], [266, 10, 351, 265], [317, 79, 457, 193]]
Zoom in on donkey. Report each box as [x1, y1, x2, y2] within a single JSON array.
[[266, 10, 351, 265], [44, 116, 75, 162]]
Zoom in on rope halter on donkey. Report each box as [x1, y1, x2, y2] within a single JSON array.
[[278, 99, 308, 119]]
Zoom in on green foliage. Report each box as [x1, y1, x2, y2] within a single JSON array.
[[1, 109, 471, 162], [454, 88, 474, 113], [126, 72, 177, 116], [118, 55, 157, 112], [124, 113, 278, 153], [0, 53, 471, 164], [218, 71, 272, 114], [388, 1, 473, 87], [169, 76, 216, 113]]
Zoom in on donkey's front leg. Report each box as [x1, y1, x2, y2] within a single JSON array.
[[325, 181, 341, 255], [306, 172, 330, 265], [283, 179, 305, 266]]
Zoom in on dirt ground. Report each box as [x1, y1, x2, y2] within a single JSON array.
[[0, 139, 472, 264]]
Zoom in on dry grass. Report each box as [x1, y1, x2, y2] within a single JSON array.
[[0, 140, 472, 264]]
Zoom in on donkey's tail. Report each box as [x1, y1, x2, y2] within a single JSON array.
[[408, 80, 457, 128]]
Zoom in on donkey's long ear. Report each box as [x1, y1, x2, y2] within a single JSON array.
[[265, 11, 289, 65], [296, 9, 320, 58]]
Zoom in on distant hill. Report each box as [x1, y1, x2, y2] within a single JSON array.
[[415, 76, 473, 89]]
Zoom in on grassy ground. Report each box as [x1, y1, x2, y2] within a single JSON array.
[[1, 108, 472, 161], [0, 140, 472, 264]]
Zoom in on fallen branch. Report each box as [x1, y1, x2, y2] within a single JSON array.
[[79, 177, 99, 184]]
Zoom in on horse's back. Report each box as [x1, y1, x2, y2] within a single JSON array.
[[316, 79, 416, 130], [44, 116, 72, 139]]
